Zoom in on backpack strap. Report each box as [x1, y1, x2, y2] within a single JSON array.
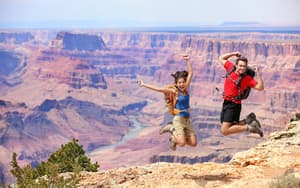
[[224, 65, 246, 100], [225, 65, 240, 85], [165, 85, 191, 115], [234, 73, 247, 100], [224, 65, 236, 78], [172, 87, 178, 108], [222, 64, 256, 101]]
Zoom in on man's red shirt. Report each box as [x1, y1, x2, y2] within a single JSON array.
[[223, 61, 257, 104]]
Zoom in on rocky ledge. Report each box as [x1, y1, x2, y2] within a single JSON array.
[[74, 115, 300, 188]]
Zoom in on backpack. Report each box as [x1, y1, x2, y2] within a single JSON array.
[[225, 65, 255, 100], [164, 84, 180, 115]]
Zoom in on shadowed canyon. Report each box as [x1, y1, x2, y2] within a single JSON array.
[[0, 30, 299, 185]]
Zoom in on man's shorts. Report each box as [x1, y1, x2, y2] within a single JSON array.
[[220, 100, 242, 123], [172, 115, 196, 137]]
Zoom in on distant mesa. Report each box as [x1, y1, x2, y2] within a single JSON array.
[[51, 32, 107, 51], [220, 21, 263, 26]]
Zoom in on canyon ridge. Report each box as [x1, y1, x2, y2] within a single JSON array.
[[0, 30, 299, 184]]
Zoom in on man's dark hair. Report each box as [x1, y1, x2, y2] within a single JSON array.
[[236, 56, 248, 65], [171, 70, 188, 83]]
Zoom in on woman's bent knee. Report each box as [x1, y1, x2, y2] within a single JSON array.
[[189, 142, 197, 147], [177, 141, 186, 147], [175, 137, 186, 146]]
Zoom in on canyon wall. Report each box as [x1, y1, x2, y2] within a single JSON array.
[[0, 30, 299, 184]]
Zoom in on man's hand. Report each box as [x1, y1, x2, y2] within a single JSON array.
[[253, 67, 264, 91], [233, 51, 241, 57], [219, 51, 241, 65], [253, 67, 261, 75]]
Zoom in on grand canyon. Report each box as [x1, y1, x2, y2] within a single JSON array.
[[0, 29, 299, 185]]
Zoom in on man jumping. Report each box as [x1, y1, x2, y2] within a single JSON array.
[[218, 51, 264, 137]]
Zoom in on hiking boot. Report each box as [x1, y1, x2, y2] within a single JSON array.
[[169, 136, 177, 151], [248, 121, 264, 137], [246, 112, 262, 128], [245, 112, 256, 124], [246, 112, 263, 137], [159, 122, 174, 135]]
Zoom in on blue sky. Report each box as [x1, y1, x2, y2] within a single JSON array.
[[0, 0, 299, 28]]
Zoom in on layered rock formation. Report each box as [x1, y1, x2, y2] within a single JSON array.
[[0, 50, 27, 87], [0, 96, 145, 150], [0, 97, 145, 183], [0, 30, 299, 185]]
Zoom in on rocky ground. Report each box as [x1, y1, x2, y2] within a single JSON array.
[[76, 118, 300, 188]]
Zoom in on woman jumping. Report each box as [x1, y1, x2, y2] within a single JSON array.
[[138, 54, 197, 150]]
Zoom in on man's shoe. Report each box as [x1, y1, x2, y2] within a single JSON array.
[[245, 112, 256, 124], [246, 112, 263, 137], [248, 121, 264, 137], [246, 112, 262, 128], [159, 122, 174, 135], [169, 136, 176, 151]]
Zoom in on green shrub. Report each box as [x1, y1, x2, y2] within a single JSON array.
[[9, 138, 99, 187], [47, 138, 99, 173]]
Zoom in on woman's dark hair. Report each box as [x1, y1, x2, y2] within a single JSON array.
[[236, 56, 248, 65], [171, 70, 188, 83]]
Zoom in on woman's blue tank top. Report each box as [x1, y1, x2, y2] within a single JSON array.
[[175, 91, 190, 117]]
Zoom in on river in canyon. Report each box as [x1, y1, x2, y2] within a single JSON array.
[[88, 115, 146, 155]]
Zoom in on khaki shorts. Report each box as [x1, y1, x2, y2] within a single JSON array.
[[172, 116, 196, 137]]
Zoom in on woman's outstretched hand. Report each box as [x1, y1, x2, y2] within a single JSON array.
[[137, 80, 144, 87], [182, 54, 190, 61]]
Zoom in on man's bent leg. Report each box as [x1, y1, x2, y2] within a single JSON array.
[[232, 119, 246, 125], [221, 122, 248, 136]]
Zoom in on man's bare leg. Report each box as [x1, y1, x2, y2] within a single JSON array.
[[221, 122, 248, 136], [232, 119, 246, 126]]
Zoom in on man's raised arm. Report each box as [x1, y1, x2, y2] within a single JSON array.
[[218, 51, 241, 66]]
